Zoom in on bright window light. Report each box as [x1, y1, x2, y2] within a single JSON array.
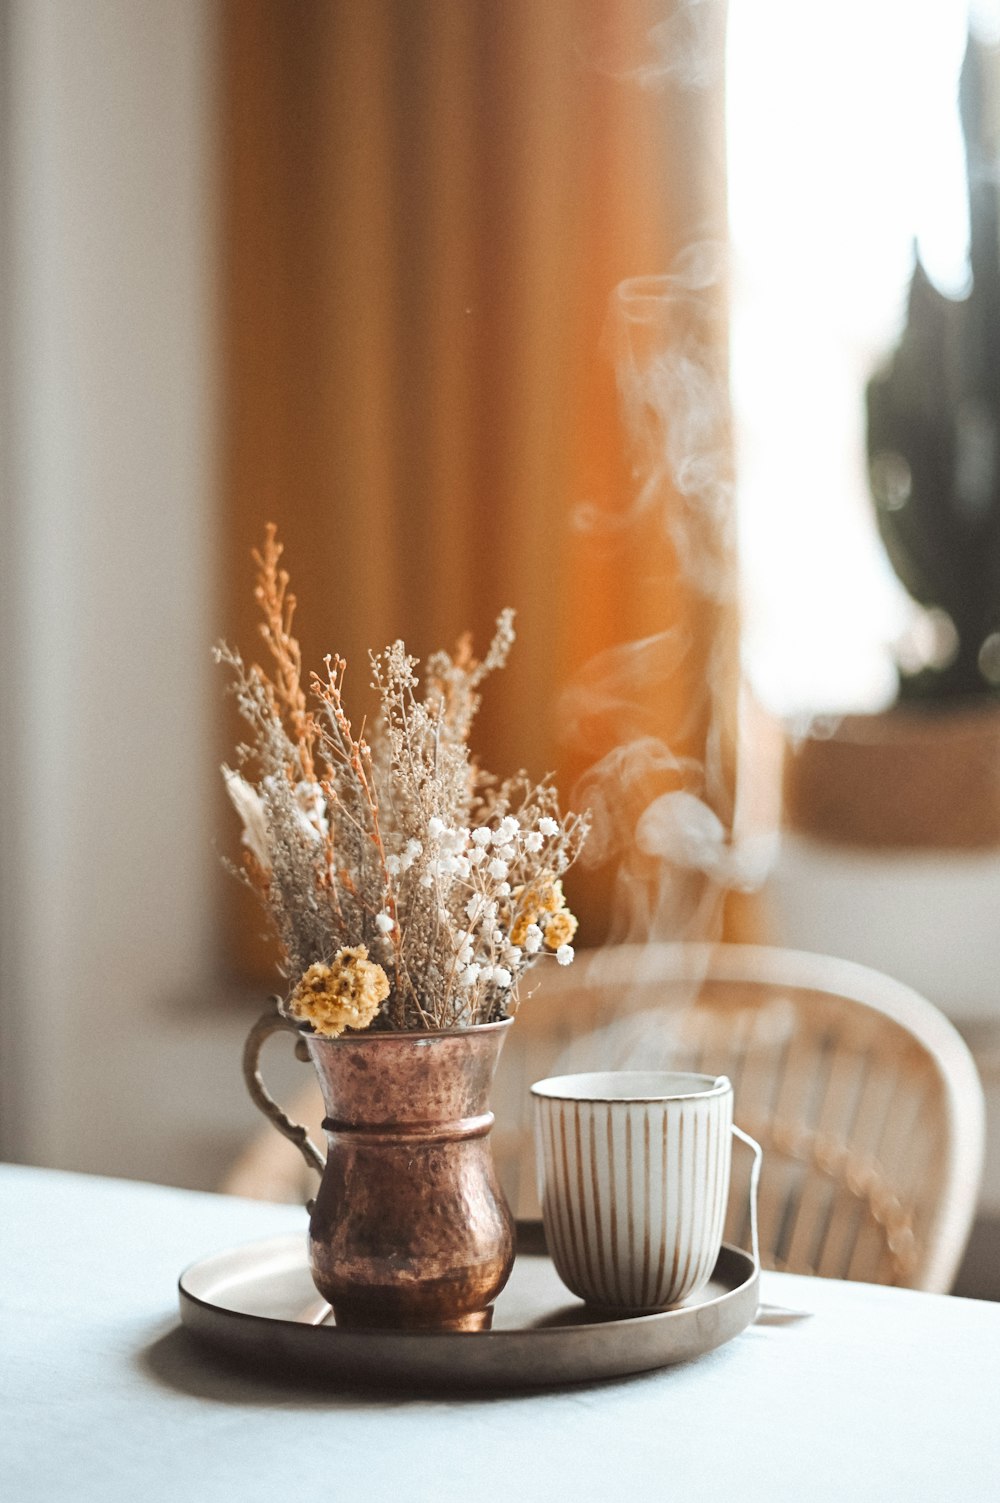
[[728, 0, 976, 715]]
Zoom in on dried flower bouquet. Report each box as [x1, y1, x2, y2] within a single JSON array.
[[217, 528, 589, 1038]]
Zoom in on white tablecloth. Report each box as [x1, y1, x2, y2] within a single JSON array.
[[2, 1163, 998, 1502]]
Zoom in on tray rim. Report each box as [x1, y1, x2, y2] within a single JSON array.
[[179, 1226, 756, 1341], [177, 1220, 759, 1387]]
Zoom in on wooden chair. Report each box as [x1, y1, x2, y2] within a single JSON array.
[[223, 944, 984, 1294], [492, 944, 984, 1293]]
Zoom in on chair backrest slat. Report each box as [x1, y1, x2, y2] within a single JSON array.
[[783, 1031, 863, 1275]]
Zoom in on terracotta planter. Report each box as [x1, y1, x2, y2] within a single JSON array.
[[783, 701, 1000, 850], [243, 1008, 515, 1330]]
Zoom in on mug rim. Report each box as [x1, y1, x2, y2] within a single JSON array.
[[531, 1070, 732, 1104]]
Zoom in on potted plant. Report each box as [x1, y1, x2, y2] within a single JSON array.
[[216, 528, 588, 1330]]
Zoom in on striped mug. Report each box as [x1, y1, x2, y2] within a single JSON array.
[[532, 1071, 753, 1312]]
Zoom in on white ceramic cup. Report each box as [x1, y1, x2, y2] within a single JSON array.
[[532, 1070, 749, 1312]]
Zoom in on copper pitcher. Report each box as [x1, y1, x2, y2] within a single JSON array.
[[243, 1006, 516, 1330]]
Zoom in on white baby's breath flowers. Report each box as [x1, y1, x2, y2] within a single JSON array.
[[523, 924, 543, 954], [556, 945, 575, 966], [539, 817, 559, 837]]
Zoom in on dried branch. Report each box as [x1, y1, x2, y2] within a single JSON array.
[[217, 530, 591, 1033], [251, 523, 317, 782]]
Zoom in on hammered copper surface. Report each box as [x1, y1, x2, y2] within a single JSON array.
[[301, 1020, 515, 1330]]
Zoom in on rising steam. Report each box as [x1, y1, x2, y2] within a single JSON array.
[[534, 7, 778, 1083], [563, 242, 768, 964], [579, 245, 736, 600], [579, 0, 724, 94]]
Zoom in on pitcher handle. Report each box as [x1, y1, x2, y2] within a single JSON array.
[[243, 999, 326, 1178], [732, 1123, 763, 1273]]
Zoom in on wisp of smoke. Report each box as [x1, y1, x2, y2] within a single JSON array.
[[556, 240, 776, 1055], [598, 256, 736, 602], [578, 0, 724, 95]]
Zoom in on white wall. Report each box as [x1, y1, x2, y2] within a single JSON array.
[[0, 0, 267, 1188]]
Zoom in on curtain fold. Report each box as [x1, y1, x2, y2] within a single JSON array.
[[219, 0, 738, 979]]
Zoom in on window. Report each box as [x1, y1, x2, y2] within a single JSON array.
[[729, 0, 977, 716]]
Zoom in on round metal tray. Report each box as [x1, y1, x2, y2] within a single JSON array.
[[178, 1222, 758, 1389]]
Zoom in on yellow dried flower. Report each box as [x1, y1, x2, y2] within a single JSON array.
[[510, 874, 569, 948], [543, 908, 578, 950], [510, 909, 539, 948], [286, 946, 390, 1039], [539, 878, 565, 915]]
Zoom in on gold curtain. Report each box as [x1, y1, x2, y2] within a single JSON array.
[[219, 0, 739, 980]]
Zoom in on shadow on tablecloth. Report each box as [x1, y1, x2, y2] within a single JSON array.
[[135, 1319, 722, 1408]]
